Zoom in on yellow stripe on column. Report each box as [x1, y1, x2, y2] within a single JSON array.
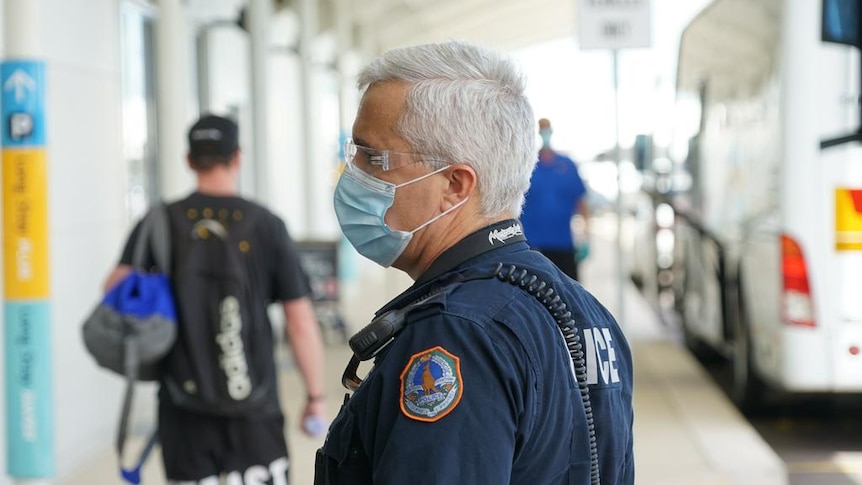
[[3, 148, 49, 299]]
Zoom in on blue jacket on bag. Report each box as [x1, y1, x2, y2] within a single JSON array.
[[315, 220, 634, 485]]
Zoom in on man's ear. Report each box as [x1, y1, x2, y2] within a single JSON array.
[[444, 163, 477, 204]]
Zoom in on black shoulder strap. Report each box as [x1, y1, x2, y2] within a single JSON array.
[[149, 204, 171, 274], [132, 203, 171, 274], [117, 203, 171, 483], [116, 338, 159, 484]]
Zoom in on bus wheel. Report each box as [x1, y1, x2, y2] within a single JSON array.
[[731, 285, 765, 414]]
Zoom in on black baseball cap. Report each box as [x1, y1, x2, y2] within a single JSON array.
[[188, 114, 239, 158]]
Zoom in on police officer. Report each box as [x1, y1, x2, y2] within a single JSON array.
[[317, 41, 634, 485]]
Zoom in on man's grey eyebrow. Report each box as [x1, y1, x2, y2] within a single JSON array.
[[352, 137, 374, 148]]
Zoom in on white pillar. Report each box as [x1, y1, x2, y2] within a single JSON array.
[[335, 0, 357, 136], [195, 31, 213, 114], [298, 0, 318, 238], [156, 0, 193, 200], [4, 1, 53, 483], [249, 0, 272, 205], [5, 0, 39, 56]]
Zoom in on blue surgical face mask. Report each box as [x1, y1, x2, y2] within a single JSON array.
[[334, 163, 468, 267], [539, 128, 553, 148]]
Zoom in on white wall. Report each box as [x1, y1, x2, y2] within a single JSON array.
[[44, 0, 139, 478]]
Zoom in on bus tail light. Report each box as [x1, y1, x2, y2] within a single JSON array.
[[781, 234, 816, 327]]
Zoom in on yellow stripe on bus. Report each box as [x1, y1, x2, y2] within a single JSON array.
[[835, 188, 862, 251]]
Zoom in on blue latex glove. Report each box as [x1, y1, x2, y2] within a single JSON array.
[[575, 241, 590, 263]]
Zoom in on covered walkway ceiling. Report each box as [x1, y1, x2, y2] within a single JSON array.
[[347, 0, 578, 53], [189, 0, 580, 55]]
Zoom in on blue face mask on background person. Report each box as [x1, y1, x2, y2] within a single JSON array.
[[334, 162, 467, 267], [539, 128, 552, 149]]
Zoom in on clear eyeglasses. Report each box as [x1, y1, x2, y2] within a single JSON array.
[[343, 139, 446, 175]]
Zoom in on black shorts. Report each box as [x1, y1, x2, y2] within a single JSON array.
[[158, 400, 289, 484]]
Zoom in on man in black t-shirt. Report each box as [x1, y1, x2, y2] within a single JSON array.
[[104, 114, 326, 484]]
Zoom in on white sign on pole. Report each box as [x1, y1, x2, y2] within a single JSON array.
[[577, 0, 652, 50]]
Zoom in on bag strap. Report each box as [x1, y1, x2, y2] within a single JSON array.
[[149, 204, 171, 274], [117, 203, 171, 484], [116, 337, 159, 484], [132, 204, 171, 274], [116, 338, 138, 464]]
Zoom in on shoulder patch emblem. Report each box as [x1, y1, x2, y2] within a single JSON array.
[[400, 346, 463, 422]]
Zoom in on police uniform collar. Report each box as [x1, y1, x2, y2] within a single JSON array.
[[375, 219, 526, 317], [416, 219, 526, 286]]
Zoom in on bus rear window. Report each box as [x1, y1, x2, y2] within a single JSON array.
[[823, 0, 861, 46]]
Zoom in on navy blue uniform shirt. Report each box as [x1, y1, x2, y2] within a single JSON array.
[[316, 221, 634, 484]]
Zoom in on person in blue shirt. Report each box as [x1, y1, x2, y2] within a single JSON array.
[[521, 117, 590, 280], [317, 41, 634, 485]]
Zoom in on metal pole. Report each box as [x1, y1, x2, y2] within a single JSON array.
[[195, 31, 212, 114], [248, 0, 272, 204], [613, 49, 625, 326]]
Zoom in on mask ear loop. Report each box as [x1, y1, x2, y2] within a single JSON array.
[[408, 197, 470, 235], [397, 163, 469, 235], [393, 163, 449, 188]]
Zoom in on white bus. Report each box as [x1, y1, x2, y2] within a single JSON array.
[[670, 0, 862, 411]]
